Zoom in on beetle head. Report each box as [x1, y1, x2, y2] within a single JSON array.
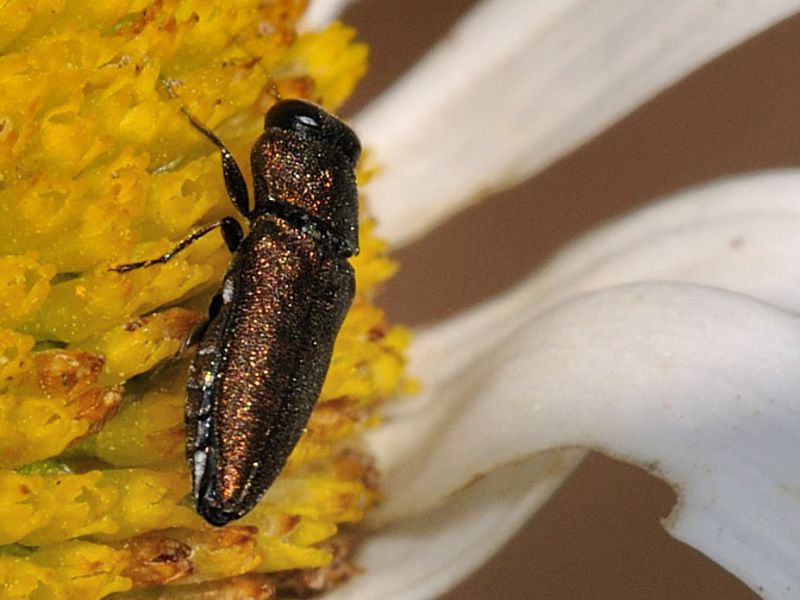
[[264, 99, 361, 167]]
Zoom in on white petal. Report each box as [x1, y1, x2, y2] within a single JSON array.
[[415, 170, 800, 384], [367, 283, 800, 599], [300, 0, 357, 30], [346, 172, 800, 599], [355, 0, 800, 246], [326, 451, 585, 600]]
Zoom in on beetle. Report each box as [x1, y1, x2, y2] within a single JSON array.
[[112, 99, 360, 526]]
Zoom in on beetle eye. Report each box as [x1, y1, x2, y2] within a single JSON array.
[[265, 99, 324, 134], [295, 114, 320, 129], [265, 99, 360, 165]]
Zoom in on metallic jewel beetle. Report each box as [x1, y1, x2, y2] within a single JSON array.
[[113, 99, 360, 526]]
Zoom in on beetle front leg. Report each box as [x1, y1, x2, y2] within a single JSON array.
[[110, 217, 244, 273], [181, 108, 253, 218]]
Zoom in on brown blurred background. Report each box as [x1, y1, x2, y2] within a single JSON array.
[[340, 3, 800, 599]]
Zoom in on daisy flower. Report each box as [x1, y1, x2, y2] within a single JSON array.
[[1, 1, 799, 598]]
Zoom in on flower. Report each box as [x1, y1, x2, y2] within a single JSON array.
[[0, 2, 409, 597], [319, 1, 799, 599], [3, 1, 800, 599]]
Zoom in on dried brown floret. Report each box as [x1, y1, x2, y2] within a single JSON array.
[[121, 533, 194, 588]]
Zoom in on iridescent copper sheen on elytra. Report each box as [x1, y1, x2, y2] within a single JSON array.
[[115, 99, 360, 526], [186, 100, 360, 526]]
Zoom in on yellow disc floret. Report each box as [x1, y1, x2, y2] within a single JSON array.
[[0, 1, 408, 597]]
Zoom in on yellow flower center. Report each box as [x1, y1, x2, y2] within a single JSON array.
[[0, 1, 409, 596]]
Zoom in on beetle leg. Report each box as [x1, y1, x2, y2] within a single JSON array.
[[181, 107, 253, 218], [110, 217, 244, 273], [217, 216, 245, 252]]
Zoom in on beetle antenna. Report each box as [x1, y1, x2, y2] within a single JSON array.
[[156, 78, 219, 146]]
